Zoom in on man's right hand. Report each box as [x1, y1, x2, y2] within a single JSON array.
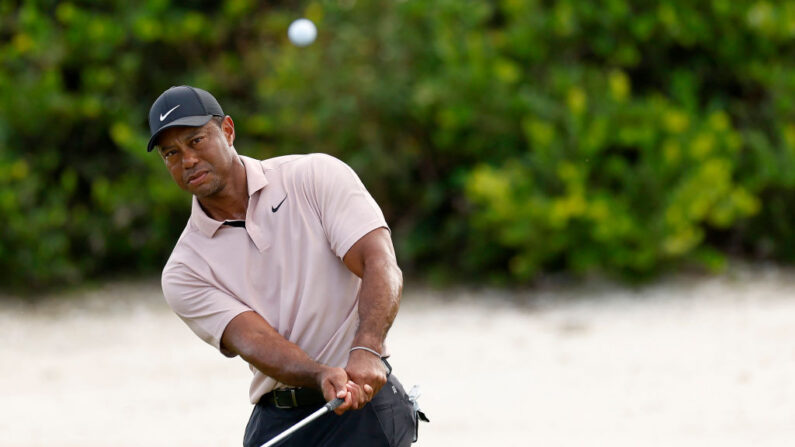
[[317, 366, 368, 415]]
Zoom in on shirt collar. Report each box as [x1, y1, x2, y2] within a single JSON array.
[[189, 155, 270, 238], [240, 155, 269, 196], [190, 197, 224, 237]]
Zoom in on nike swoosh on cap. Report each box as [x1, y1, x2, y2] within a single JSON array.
[[160, 104, 180, 121]]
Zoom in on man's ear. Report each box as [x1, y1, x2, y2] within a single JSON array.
[[222, 116, 235, 146]]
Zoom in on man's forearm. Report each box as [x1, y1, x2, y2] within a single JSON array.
[[222, 311, 325, 389], [241, 334, 324, 388], [352, 257, 403, 353], [223, 311, 365, 413]]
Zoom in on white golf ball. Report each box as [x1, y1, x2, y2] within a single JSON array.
[[288, 18, 317, 47]]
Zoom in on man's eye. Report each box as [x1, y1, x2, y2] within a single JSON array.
[[165, 150, 177, 158], [192, 137, 203, 145]]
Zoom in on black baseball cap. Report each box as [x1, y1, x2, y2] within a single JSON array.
[[147, 85, 224, 151]]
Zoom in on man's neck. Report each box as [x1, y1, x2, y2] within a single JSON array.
[[197, 158, 248, 222]]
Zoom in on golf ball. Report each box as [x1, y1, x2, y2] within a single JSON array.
[[288, 18, 317, 47]]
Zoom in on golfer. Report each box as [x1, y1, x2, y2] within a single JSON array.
[[147, 86, 417, 446]]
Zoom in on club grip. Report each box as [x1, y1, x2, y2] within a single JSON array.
[[325, 397, 344, 411]]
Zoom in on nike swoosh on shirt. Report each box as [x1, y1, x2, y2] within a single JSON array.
[[272, 195, 287, 213], [159, 105, 180, 121]]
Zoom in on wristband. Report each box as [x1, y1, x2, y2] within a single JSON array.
[[350, 346, 392, 376], [349, 346, 383, 358]]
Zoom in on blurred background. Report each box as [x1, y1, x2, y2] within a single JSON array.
[[1, 0, 794, 446]]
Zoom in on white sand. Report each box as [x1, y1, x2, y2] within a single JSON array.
[[1, 265, 794, 446]]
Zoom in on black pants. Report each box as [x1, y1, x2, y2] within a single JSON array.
[[243, 375, 416, 447]]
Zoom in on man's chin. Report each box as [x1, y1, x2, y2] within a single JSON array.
[[190, 181, 223, 199]]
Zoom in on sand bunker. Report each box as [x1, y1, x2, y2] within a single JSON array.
[[1, 265, 793, 446]]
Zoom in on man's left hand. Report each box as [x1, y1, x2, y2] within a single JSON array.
[[345, 349, 388, 405]]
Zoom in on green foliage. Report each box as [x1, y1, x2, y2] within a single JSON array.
[[1, 0, 794, 289]]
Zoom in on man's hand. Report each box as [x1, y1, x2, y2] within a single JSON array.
[[317, 366, 368, 415], [344, 349, 388, 404]]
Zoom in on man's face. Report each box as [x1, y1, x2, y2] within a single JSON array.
[[155, 117, 236, 198]]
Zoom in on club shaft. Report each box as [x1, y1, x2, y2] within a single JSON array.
[[260, 398, 343, 447]]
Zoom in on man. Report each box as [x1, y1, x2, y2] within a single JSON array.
[[147, 85, 417, 446]]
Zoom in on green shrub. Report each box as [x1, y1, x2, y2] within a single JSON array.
[[1, 0, 794, 290], [457, 0, 795, 280]]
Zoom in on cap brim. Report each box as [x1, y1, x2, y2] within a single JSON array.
[[147, 115, 215, 152]]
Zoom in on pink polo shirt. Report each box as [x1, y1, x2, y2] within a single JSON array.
[[161, 153, 388, 404]]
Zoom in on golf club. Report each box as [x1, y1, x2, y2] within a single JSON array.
[[260, 397, 345, 447]]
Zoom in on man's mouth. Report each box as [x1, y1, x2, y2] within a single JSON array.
[[187, 170, 208, 185]]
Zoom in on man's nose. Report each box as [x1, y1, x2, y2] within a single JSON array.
[[182, 147, 199, 168]]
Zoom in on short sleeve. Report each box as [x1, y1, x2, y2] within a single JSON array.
[[305, 153, 388, 259], [162, 263, 252, 357]]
